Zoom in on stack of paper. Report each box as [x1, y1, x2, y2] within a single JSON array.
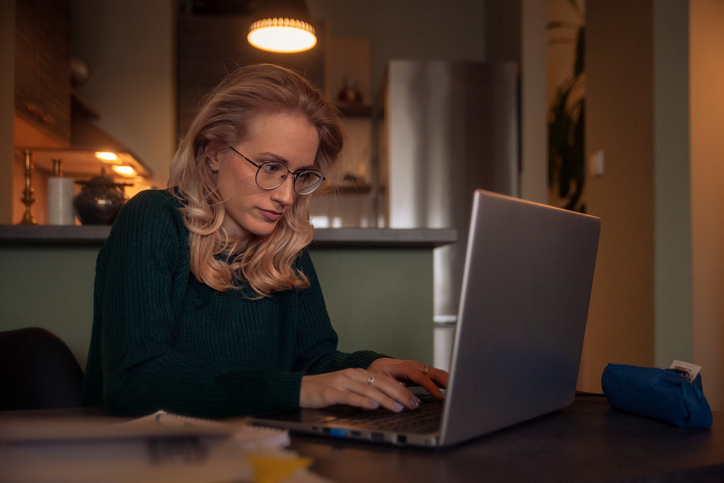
[[0, 411, 329, 483]]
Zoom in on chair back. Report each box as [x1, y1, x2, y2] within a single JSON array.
[[0, 327, 84, 411]]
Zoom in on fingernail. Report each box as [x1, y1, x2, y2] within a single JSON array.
[[370, 400, 380, 408], [394, 402, 405, 411], [399, 382, 406, 387], [410, 397, 421, 408]]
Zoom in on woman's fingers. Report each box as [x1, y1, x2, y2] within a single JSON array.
[[299, 359, 452, 413], [405, 366, 448, 400], [353, 369, 421, 411], [363, 372, 421, 411], [320, 386, 382, 410], [300, 369, 419, 412], [367, 358, 450, 401]]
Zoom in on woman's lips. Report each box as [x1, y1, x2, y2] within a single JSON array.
[[259, 209, 282, 221]]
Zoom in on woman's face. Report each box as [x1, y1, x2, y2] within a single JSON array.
[[209, 111, 320, 243]]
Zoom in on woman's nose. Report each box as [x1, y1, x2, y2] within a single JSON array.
[[271, 176, 295, 206]]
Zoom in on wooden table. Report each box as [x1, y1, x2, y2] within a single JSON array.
[[289, 395, 724, 482], [1, 396, 721, 482]]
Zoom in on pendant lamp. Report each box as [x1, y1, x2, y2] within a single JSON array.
[[248, 0, 317, 53]]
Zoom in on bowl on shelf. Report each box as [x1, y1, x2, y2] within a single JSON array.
[[73, 172, 132, 225]]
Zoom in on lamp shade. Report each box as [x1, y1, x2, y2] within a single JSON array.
[[247, 0, 317, 53]]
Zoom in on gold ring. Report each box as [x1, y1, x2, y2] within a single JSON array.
[[367, 376, 375, 385], [420, 365, 430, 375]]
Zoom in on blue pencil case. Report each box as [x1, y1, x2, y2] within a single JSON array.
[[601, 363, 713, 428]]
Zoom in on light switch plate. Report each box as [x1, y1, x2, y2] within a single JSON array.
[[589, 150, 605, 177]]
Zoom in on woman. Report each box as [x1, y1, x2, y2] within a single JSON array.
[[82, 64, 447, 418]]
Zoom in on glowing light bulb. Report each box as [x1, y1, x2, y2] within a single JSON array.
[[111, 165, 136, 177], [95, 152, 118, 161], [248, 18, 317, 53]]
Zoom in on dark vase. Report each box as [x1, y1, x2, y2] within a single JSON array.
[[73, 174, 132, 225]]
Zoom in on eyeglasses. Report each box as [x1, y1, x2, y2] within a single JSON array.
[[228, 146, 325, 196]]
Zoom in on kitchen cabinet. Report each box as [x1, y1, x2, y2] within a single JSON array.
[[14, 0, 72, 149]]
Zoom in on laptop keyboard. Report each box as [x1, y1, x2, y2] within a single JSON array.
[[332, 394, 443, 432]]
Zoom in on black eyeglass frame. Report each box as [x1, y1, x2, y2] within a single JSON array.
[[228, 146, 325, 196]]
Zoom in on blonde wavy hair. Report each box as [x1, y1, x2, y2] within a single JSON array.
[[168, 64, 343, 296]]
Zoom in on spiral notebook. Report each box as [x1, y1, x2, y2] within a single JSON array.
[[251, 190, 601, 447], [126, 410, 290, 449]]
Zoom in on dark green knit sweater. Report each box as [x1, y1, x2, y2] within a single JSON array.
[[82, 189, 384, 418]]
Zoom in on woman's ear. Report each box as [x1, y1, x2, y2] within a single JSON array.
[[204, 146, 221, 172], [207, 156, 219, 172]]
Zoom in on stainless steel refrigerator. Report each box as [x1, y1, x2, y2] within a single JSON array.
[[374, 60, 520, 365]]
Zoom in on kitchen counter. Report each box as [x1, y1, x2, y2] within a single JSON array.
[[0, 225, 455, 370], [0, 225, 456, 248]]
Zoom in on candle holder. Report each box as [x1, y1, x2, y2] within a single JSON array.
[[18, 150, 38, 225]]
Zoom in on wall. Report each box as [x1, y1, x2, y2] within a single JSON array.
[[584, 0, 656, 390], [690, 0, 724, 411], [0, 2, 15, 224], [70, 0, 176, 186], [653, 0, 692, 367]]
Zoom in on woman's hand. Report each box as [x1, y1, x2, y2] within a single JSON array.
[[300, 368, 422, 412], [367, 358, 448, 400], [299, 360, 449, 413]]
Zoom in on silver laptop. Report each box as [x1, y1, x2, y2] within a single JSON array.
[[251, 190, 601, 447]]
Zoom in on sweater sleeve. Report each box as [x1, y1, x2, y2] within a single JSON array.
[[88, 191, 303, 418], [291, 251, 388, 374]]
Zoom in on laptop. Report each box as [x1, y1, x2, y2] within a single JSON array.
[[251, 190, 601, 447]]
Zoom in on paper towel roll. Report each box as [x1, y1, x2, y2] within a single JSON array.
[[48, 177, 76, 225]]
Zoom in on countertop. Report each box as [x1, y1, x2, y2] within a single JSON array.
[[0, 225, 456, 249]]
